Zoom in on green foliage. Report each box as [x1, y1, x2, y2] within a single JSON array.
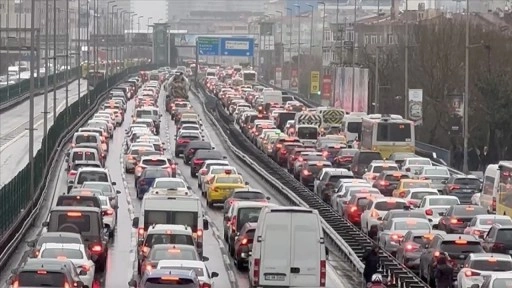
[[476, 72, 512, 132]]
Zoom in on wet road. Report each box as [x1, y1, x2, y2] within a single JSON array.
[[0, 80, 88, 185]]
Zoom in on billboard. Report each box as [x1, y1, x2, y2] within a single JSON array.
[[175, 34, 254, 46], [333, 67, 369, 113], [310, 71, 320, 94]]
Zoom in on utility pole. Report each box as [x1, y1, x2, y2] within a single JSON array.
[[306, 4, 314, 55], [52, 0, 57, 123], [77, 0, 81, 112], [94, 0, 98, 80], [463, 0, 470, 174], [65, 0, 69, 122], [43, 0, 50, 161], [351, 0, 356, 112], [28, 0, 36, 199], [295, 4, 301, 78], [375, 47, 380, 113], [404, 0, 409, 119], [286, 7, 292, 83]]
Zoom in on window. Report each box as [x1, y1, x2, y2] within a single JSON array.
[[387, 34, 395, 44], [364, 35, 369, 45], [324, 30, 331, 42], [370, 35, 378, 44], [346, 31, 354, 41]]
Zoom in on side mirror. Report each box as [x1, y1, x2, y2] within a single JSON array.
[[202, 256, 209, 262], [211, 271, 219, 278], [245, 182, 250, 185], [116, 190, 121, 194], [128, 279, 137, 287], [187, 186, 192, 190], [132, 217, 139, 228], [79, 269, 87, 276], [65, 151, 70, 157], [266, 196, 271, 200], [203, 218, 209, 230], [42, 221, 49, 227], [26, 240, 36, 248], [111, 181, 117, 186]]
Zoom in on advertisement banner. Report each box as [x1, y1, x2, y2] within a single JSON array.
[[321, 75, 332, 106], [408, 89, 423, 125], [448, 93, 464, 134], [310, 71, 320, 94], [282, 80, 290, 89], [290, 68, 299, 92], [275, 67, 282, 87], [333, 67, 369, 112]]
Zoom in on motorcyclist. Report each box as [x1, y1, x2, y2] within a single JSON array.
[[362, 244, 380, 285], [367, 273, 386, 288]]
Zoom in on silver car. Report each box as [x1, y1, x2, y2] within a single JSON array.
[[378, 217, 432, 254]]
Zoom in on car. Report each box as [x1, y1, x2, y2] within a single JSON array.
[[362, 160, 400, 184], [190, 150, 226, 177], [26, 232, 84, 258], [464, 215, 512, 238], [206, 171, 248, 208], [68, 167, 115, 192], [377, 217, 432, 254], [98, 195, 116, 238], [157, 260, 219, 287], [377, 209, 429, 233], [80, 181, 121, 211], [130, 268, 201, 288], [8, 259, 86, 288], [392, 179, 432, 198], [332, 148, 358, 169], [183, 140, 213, 165], [344, 193, 375, 226], [124, 146, 156, 173], [37, 243, 96, 288], [401, 188, 439, 208], [313, 168, 354, 203], [174, 131, 202, 157], [482, 224, 512, 253], [437, 205, 488, 234], [457, 253, 512, 288], [299, 160, 332, 188], [139, 244, 206, 276], [395, 230, 447, 272], [415, 195, 461, 227], [223, 188, 270, 214], [330, 181, 374, 214], [360, 197, 408, 239], [372, 171, 411, 196], [232, 222, 257, 270], [66, 160, 103, 186], [414, 166, 450, 191], [199, 165, 238, 196], [197, 160, 230, 189], [477, 274, 512, 288], [442, 175, 482, 204], [134, 155, 174, 181], [136, 167, 174, 199]]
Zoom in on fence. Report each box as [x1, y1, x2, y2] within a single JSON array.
[[0, 62, 155, 258], [0, 68, 80, 108]]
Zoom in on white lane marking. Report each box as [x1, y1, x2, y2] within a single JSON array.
[[0, 94, 80, 152]]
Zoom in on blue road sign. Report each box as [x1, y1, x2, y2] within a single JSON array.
[[220, 37, 254, 57], [197, 37, 220, 56]]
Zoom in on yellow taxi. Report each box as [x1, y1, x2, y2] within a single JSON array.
[[392, 179, 432, 198], [206, 170, 248, 208]]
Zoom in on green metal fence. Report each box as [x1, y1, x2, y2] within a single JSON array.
[[0, 62, 156, 245], [0, 67, 80, 106]]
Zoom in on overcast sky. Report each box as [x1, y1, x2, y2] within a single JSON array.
[[132, 0, 167, 31]]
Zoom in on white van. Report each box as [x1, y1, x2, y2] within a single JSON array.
[[480, 164, 499, 213], [249, 206, 326, 288], [342, 112, 366, 142]]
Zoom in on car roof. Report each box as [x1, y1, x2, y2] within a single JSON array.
[[437, 234, 479, 241], [469, 253, 512, 260], [41, 243, 83, 250], [407, 188, 439, 193], [40, 232, 83, 239], [22, 259, 75, 271], [50, 206, 101, 213]]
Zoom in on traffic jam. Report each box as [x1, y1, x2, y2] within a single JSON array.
[[201, 66, 512, 288]]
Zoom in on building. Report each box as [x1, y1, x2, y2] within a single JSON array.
[[168, 0, 265, 22]]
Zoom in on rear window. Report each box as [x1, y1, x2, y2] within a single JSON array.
[[153, 181, 186, 189], [372, 165, 398, 173], [180, 135, 200, 140], [407, 159, 431, 166], [245, 229, 256, 239], [452, 206, 488, 217], [72, 163, 100, 170], [384, 174, 410, 182], [238, 208, 262, 230], [346, 122, 362, 134], [145, 170, 172, 178], [284, 144, 303, 152], [211, 168, 235, 175], [145, 234, 195, 247], [75, 135, 98, 144], [144, 277, 196, 287], [470, 259, 512, 272], [159, 267, 204, 277], [496, 229, 512, 243], [216, 177, 243, 184], [478, 218, 512, 226], [357, 198, 370, 208], [196, 151, 222, 159], [409, 191, 439, 200], [142, 159, 167, 166], [175, 102, 189, 108], [55, 213, 91, 233], [374, 201, 407, 211], [58, 197, 98, 208], [440, 241, 484, 253], [412, 235, 434, 248], [307, 163, 333, 173], [40, 248, 84, 259], [424, 169, 449, 176], [81, 183, 111, 194], [233, 192, 266, 200], [77, 172, 108, 184], [72, 151, 96, 161], [151, 248, 198, 261], [182, 126, 200, 131], [429, 198, 460, 206], [18, 271, 66, 287], [136, 110, 155, 117], [327, 175, 354, 183], [454, 178, 481, 186], [358, 152, 383, 165], [403, 182, 430, 189]]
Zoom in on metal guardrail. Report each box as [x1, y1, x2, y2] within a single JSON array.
[[259, 81, 467, 177], [0, 65, 154, 271], [194, 84, 429, 288]]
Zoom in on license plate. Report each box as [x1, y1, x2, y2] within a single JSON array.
[[224, 189, 234, 193], [463, 189, 472, 192], [265, 275, 285, 281]]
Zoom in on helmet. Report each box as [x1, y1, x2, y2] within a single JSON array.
[[371, 273, 383, 283]]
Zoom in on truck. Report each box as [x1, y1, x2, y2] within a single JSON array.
[[166, 73, 190, 101]]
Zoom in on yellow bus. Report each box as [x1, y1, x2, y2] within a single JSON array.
[[497, 161, 512, 216], [360, 114, 415, 159]]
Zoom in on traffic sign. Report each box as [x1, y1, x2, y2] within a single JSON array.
[[197, 37, 220, 56], [220, 37, 254, 56], [310, 71, 320, 94]]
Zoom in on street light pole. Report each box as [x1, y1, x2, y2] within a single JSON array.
[[147, 17, 153, 31], [306, 4, 314, 55], [65, 0, 70, 121], [28, 0, 36, 198], [375, 46, 381, 113], [138, 15, 143, 31], [43, 0, 49, 150], [52, 0, 57, 123], [463, 0, 470, 174], [404, 0, 409, 119], [294, 4, 301, 91], [286, 7, 292, 84], [77, 0, 81, 112], [351, 0, 357, 112]]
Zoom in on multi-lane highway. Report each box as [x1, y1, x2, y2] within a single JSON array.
[[0, 78, 354, 287], [0, 80, 87, 185]]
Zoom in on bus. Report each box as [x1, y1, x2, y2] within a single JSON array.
[[360, 114, 415, 159], [497, 161, 512, 216], [242, 70, 257, 85]]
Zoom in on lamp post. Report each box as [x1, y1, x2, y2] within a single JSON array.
[[286, 7, 292, 83], [106, 2, 116, 79], [463, 0, 470, 174], [404, 0, 409, 119], [318, 1, 326, 102], [138, 15, 143, 31], [351, 0, 357, 112], [294, 3, 301, 92], [130, 13, 137, 61], [64, 0, 70, 120], [275, 10, 284, 87], [306, 3, 314, 55]]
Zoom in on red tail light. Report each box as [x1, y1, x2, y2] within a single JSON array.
[[253, 258, 260, 286], [241, 238, 248, 245], [201, 283, 212, 288], [81, 264, 90, 272], [425, 208, 433, 216], [390, 234, 403, 242], [193, 159, 204, 166], [405, 243, 419, 252], [448, 184, 460, 191], [138, 227, 144, 236], [320, 260, 326, 287], [177, 138, 189, 144], [450, 218, 460, 224], [68, 171, 77, 177], [465, 270, 481, 277], [349, 206, 358, 213], [492, 197, 496, 211], [90, 244, 102, 253], [303, 169, 312, 176], [379, 180, 390, 186], [103, 209, 114, 216], [280, 149, 287, 154]]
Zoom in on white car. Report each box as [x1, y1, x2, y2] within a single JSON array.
[[457, 253, 512, 288], [151, 177, 191, 192], [378, 217, 432, 254], [464, 214, 512, 238], [360, 197, 408, 236], [362, 161, 399, 184], [401, 188, 439, 208], [197, 160, 230, 189], [180, 124, 203, 134], [330, 181, 372, 213], [37, 243, 95, 288], [99, 195, 117, 238], [199, 166, 239, 196], [414, 195, 460, 227], [157, 260, 219, 287]]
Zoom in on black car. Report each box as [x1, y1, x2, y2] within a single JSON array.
[[442, 175, 481, 204], [174, 132, 202, 157], [437, 205, 488, 233], [190, 150, 225, 177], [183, 141, 213, 164]]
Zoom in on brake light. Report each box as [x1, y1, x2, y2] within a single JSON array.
[[171, 164, 176, 169], [465, 270, 481, 277], [370, 210, 380, 218], [90, 244, 102, 252], [177, 138, 188, 144], [425, 209, 433, 216], [37, 270, 47, 274], [405, 243, 418, 252], [68, 170, 77, 177], [349, 206, 358, 213], [320, 260, 326, 287], [379, 181, 390, 186], [81, 264, 90, 272], [103, 209, 114, 216], [434, 251, 440, 257], [450, 218, 460, 224], [303, 169, 312, 176], [193, 159, 204, 165], [280, 149, 287, 154], [253, 258, 260, 286], [241, 238, 248, 245], [390, 234, 403, 241], [448, 184, 460, 191], [455, 239, 467, 244], [201, 283, 212, 288], [492, 197, 496, 211], [138, 227, 144, 236], [200, 169, 207, 175]]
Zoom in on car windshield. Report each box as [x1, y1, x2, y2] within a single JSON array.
[[18, 271, 66, 287], [216, 177, 243, 184], [233, 192, 266, 200], [373, 165, 398, 173], [153, 181, 186, 189], [424, 169, 449, 176], [470, 260, 512, 272], [374, 201, 407, 211], [409, 191, 438, 200], [429, 198, 460, 206], [151, 248, 198, 261], [40, 248, 83, 259], [452, 206, 487, 217], [144, 277, 196, 287]]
